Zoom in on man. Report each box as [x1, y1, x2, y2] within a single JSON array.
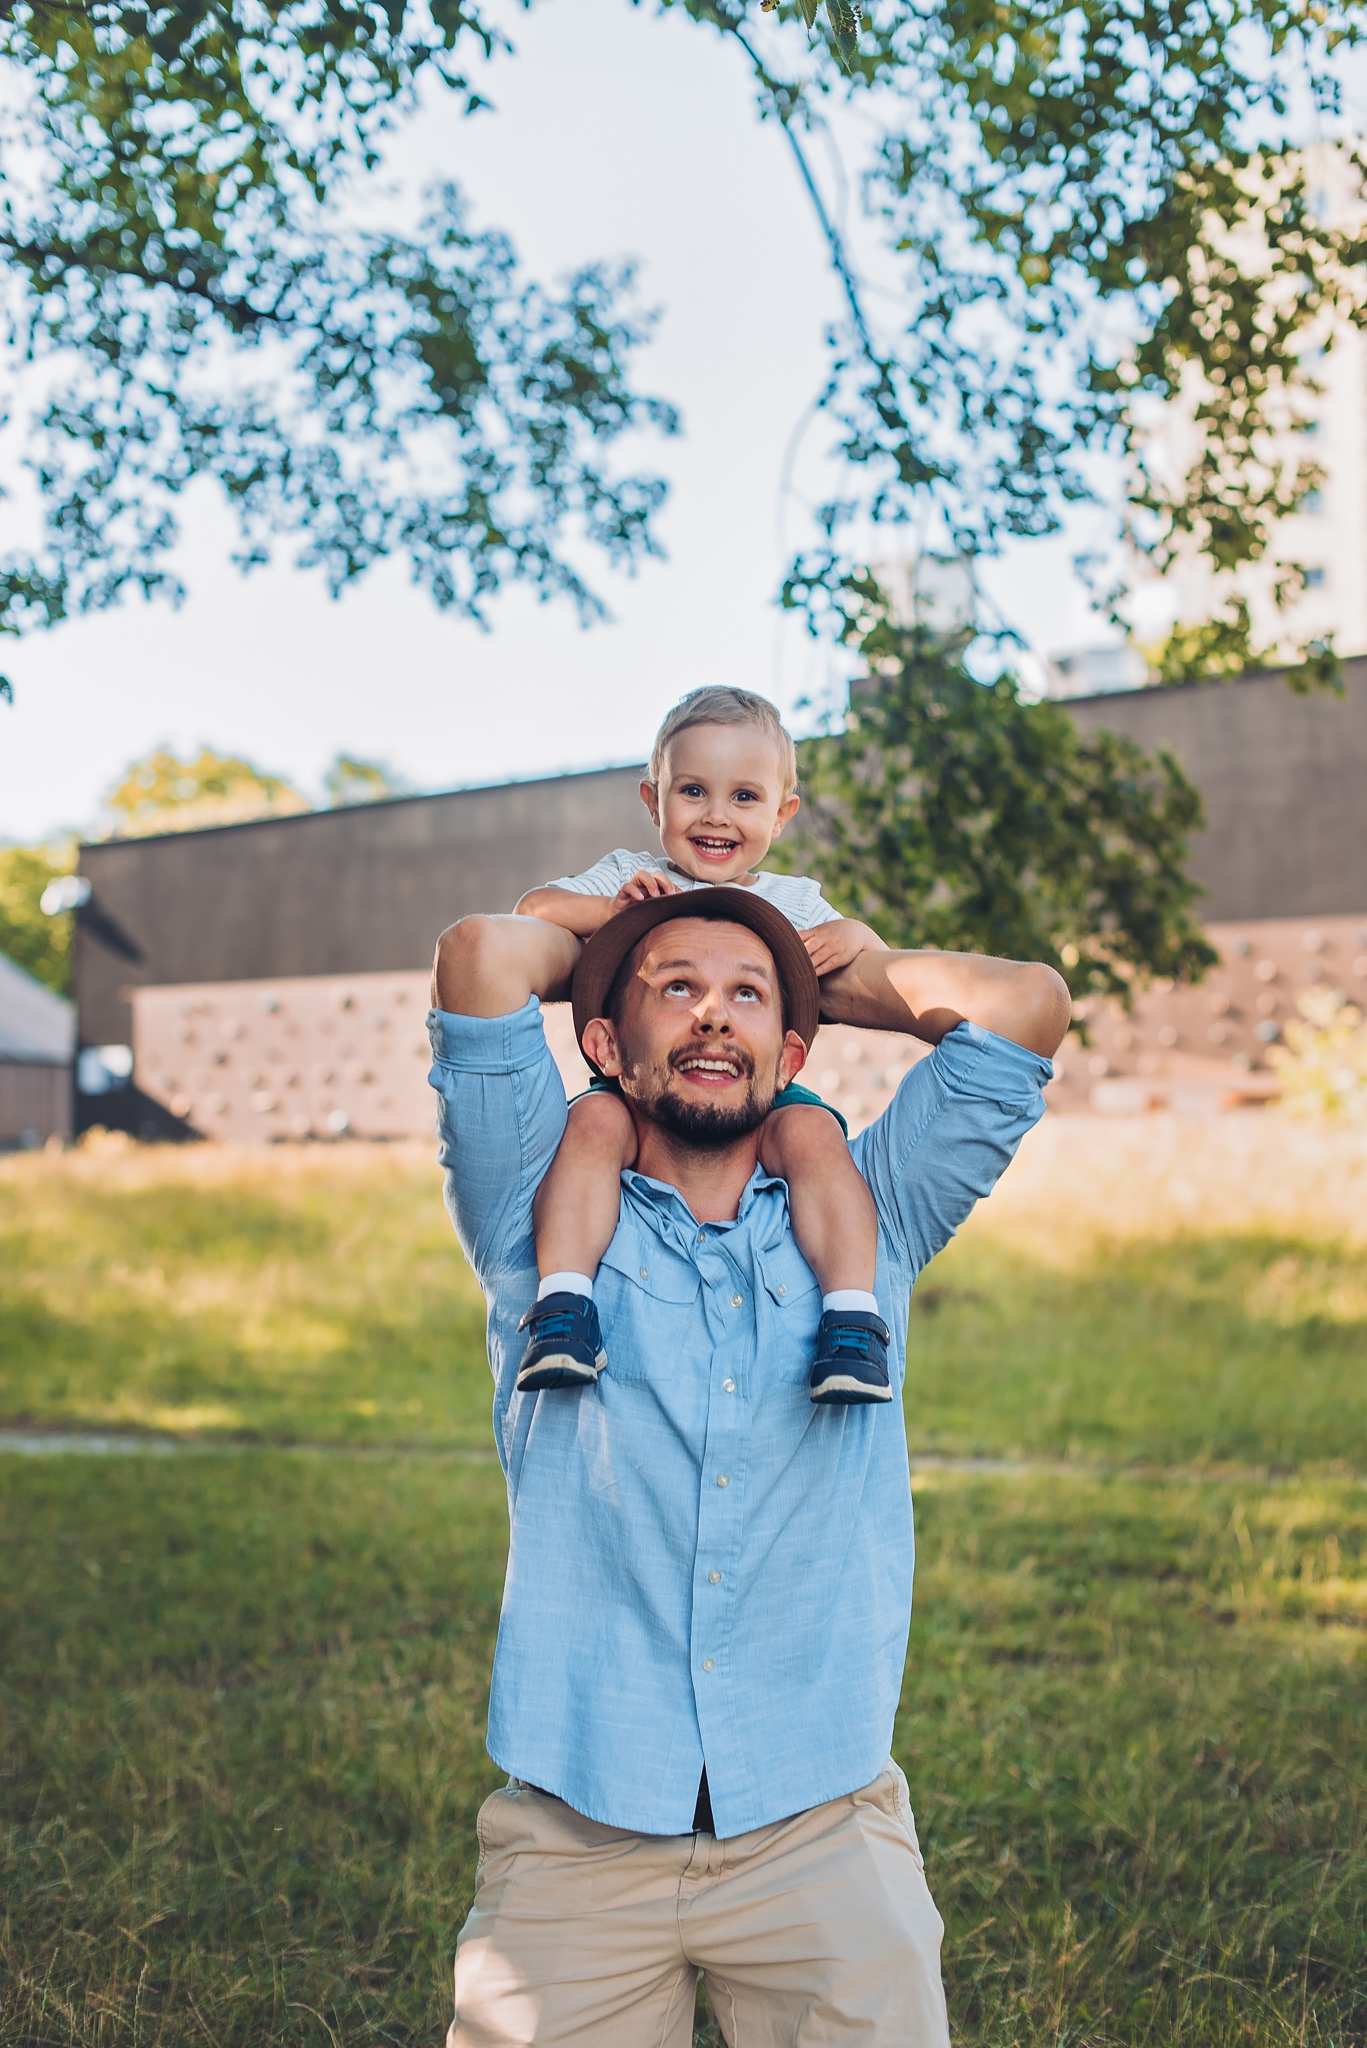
[[429, 889, 1069, 2047]]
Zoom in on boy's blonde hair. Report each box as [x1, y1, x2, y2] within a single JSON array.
[[647, 687, 798, 796]]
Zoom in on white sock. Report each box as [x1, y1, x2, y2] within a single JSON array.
[[822, 1289, 880, 1317], [538, 1271, 594, 1301]]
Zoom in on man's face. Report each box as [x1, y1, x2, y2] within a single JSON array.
[[584, 918, 807, 1148]]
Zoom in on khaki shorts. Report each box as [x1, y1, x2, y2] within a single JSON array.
[[449, 1760, 950, 2047]]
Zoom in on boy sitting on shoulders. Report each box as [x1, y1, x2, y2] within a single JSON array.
[[512, 685, 893, 1405]]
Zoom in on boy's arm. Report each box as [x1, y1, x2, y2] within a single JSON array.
[[515, 867, 683, 938], [818, 945, 1070, 1059], [802, 918, 889, 979], [515, 885, 617, 938]]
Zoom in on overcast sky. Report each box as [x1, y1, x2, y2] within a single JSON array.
[[0, 0, 1121, 844]]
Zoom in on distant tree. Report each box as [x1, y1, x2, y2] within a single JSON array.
[[0, 842, 77, 993], [777, 577, 1218, 1006], [102, 748, 309, 837], [324, 755, 406, 807]]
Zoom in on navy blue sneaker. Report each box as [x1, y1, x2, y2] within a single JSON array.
[[809, 1310, 892, 1405], [516, 1293, 607, 1393]]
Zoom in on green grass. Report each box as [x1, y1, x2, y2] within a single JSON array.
[[0, 1148, 492, 1445], [2, 1140, 1366, 2044], [1, 1454, 1363, 2045], [4, 1146, 1366, 1472], [907, 1231, 1367, 1471]]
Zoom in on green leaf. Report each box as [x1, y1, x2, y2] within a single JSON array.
[[824, 0, 860, 70]]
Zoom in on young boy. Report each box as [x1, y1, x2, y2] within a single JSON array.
[[513, 685, 892, 1405]]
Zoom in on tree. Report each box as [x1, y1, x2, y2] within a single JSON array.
[[1, 1, 1362, 692], [675, 0, 1367, 681], [323, 754, 406, 806], [775, 576, 1218, 1008], [0, 0, 676, 678], [101, 747, 309, 835], [0, 841, 78, 993]]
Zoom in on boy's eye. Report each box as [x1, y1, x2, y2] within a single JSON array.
[[733, 789, 759, 804], [680, 783, 706, 799]]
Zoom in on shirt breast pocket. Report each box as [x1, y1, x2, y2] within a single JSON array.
[[754, 1244, 821, 1385], [595, 1237, 704, 1384]]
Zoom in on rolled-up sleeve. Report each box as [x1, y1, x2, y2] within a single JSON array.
[[428, 997, 569, 1291], [853, 1021, 1052, 1275]]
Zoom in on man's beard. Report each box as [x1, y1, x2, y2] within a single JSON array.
[[625, 1045, 778, 1151]]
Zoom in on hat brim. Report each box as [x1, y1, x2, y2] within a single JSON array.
[[571, 887, 821, 1071]]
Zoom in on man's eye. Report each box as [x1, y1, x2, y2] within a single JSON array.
[[664, 980, 692, 996], [733, 985, 760, 1002]]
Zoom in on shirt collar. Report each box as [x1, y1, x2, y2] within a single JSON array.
[[622, 1162, 786, 1236]]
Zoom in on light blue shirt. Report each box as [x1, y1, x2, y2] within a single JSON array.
[[429, 997, 1051, 1839]]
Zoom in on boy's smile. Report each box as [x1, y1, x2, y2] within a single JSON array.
[[641, 721, 801, 885]]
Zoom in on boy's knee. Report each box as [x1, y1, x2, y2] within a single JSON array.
[[765, 1101, 847, 1158], [565, 1088, 637, 1152]]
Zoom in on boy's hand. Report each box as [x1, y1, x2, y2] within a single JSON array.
[[609, 870, 681, 914], [801, 918, 888, 978]]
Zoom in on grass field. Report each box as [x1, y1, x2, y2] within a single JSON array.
[[2, 1119, 1366, 2045]]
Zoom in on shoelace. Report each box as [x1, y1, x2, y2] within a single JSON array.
[[524, 1304, 584, 1341], [827, 1323, 881, 1358]]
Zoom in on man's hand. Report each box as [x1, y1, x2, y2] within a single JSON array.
[[818, 946, 1070, 1058], [610, 869, 681, 913], [800, 918, 888, 979]]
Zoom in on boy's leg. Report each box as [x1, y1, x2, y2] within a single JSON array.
[[758, 1104, 877, 1295], [517, 1091, 638, 1392], [758, 1104, 891, 1405], [533, 1090, 638, 1281]]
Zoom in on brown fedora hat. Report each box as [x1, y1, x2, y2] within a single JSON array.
[[571, 887, 821, 1067]]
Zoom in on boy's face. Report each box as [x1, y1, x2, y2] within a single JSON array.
[[641, 722, 800, 883]]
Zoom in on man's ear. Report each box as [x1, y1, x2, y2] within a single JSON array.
[[581, 1016, 625, 1078], [770, 792, 801, 839], [640, 778, 661, 827], [777, 1029, 808, 1091]]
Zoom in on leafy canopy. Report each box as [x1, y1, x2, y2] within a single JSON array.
[[0, 841, 78, 993], [101, 746, 310, 835], [1, 0, 1363, 680], [0, 0, 677, 657], [676, 0, 1367, 678]]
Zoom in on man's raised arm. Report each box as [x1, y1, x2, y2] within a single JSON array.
[[818, 947, 1070, 1059], [432, 915, 582, 1018]]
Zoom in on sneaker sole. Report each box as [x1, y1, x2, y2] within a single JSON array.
[[810, 1373, 894, 1405], [517, 1349, 606, 1393]]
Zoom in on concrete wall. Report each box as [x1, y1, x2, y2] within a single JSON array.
[[1066, 656, 1367, 922], [75, 763, 649, 1047]]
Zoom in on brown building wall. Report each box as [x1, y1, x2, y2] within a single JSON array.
[[1065, 656, 1367, 922], [75, 763, 650, 1048]]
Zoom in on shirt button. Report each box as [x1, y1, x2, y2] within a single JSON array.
[[722, 1378, 736, 1393], [730, 1293, 743, 1308], [639, 1266, 649, 1280], [708, 1570, 721, 1584], [696, 1232, 705, 1245], [702, 1658, 715, 1672], [776, 1284, 787, 1297], [716, 1474, 730, 1488]]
